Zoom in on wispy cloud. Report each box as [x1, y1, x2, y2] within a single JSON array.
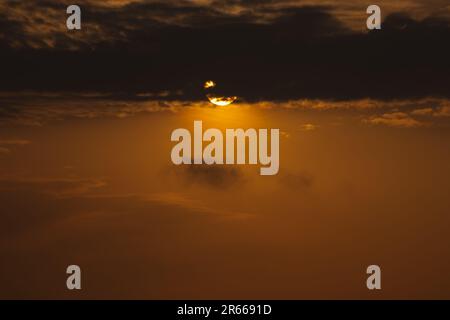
[[363, 112, 426, 128], [279, 172, 314, 190], [413, 107, 450, 117], [299, 124, 318, 131], [0, 177, 107, 197], [0, 138, 31, 155], [363, 99, 450, 127], [146, 192, 254, 220], [2, 95, 450, 128], [0, 139, 31, 145]]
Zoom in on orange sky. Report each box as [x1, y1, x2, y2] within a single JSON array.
[[1, 98, 450, 299], [0, 0, 449, 299]]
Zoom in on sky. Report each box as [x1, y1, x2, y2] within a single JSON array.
[[0, 0, 450, 299]]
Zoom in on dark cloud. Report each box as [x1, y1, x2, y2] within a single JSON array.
[[0, 92, 184, 125], [166, 164, 245, 188], [0, 2, 449, 101], [279, 172, 314, 190]]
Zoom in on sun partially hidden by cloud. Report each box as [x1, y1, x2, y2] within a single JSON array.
[[207, 95, 238, 107]]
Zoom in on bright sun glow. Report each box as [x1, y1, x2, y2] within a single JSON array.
[[207, 95, 238, 106]]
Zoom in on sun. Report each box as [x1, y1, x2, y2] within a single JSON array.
[[207, 95, 238, 106], [204, 80, 237, 106]]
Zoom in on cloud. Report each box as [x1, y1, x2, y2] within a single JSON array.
[[279, 172, 314, 190], [0, 178, 254, 242], [410, 101, 450, 118], [2, 1, 448, 49], [433, 106, 450, 117], [364, 112, 425, 128], [1, 94, 450, 128], [0, 176, 252, 239], [0, 3, 448, 101], [412, 107, 434, 116], [0, 138, 31, 155], [0, 93, 180, 126], [146, 192, 253, 219], [299, 124, 317, 131], [0, 174, 256, 299], [0, 139, 31, 145], [412, 106, 450, 117], [0, 177, 107, 197], [166, 164, 245, 189], [0, 1, 348, 50], [0, 177, 108, 237]]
